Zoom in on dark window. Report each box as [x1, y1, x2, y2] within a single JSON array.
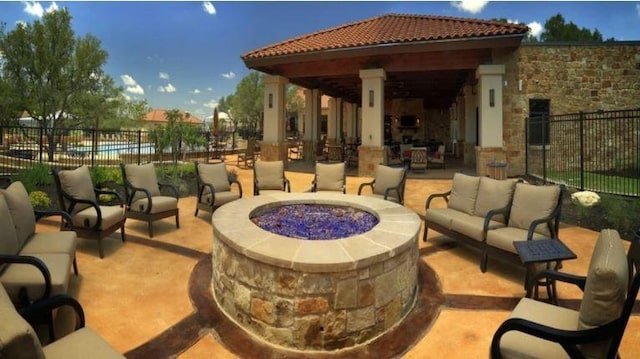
[[528, 99, 550, 145]]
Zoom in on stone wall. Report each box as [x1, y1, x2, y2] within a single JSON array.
[[502, 43, 640, 176]]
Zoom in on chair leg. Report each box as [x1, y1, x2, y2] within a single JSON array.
[[480, 252, 488, 273], [148, 221, 154, 238], [422, 223, 429, 242], [72, 256, 79, 275], [175, 212, 180, 228], [194, 207, 199, 216], [98, 238, 104, 259], [121, 225, 126, 242]]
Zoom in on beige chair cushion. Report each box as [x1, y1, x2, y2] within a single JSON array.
[[72, 205, 125, 230], [130, 196, 177, 214], [315, 162, 345, 191], [58, 166, 96, 213], [578, 229, 628, 359], [486, 227, 547, 253], [425, 208, 472, 230], [42, 326, 125, 359], [20, 231, 77, 257], [447, 173, 480, 215], [0, 253, 72, 302], [508, 183, 560, 236], [0, 195, 20, 256], [198, 162, 231, 193], [0, 181, 36, 249], [451, 216, 506, 242], [255, 161, 285, 191], [373, 165, 404, 199], [474, 177, 517, 223], [501, 297, 579, 359], [0, 285, 45, 359], [124, 163, 160, 202]]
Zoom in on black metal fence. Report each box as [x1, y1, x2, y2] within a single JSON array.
[[526, 108, 640, 196], [0, 126, 234, 175]]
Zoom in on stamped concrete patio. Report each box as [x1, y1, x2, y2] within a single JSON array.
[[37, 159, 640, 358]]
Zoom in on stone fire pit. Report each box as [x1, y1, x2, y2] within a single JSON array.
[[211, 192, 420, 351]]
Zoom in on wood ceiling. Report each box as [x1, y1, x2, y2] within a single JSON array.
[[246, 39, 521, 109]]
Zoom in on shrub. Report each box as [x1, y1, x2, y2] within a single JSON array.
[[13, 163, 52, 193], [90, 166, 122, 186], [29, 190, 51, 208]]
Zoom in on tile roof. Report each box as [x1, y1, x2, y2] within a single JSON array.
[[243, 13, 529, 60], [144, 109, 203, 125]]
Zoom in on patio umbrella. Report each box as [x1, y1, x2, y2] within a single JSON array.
[[212, 108, 219, 137]]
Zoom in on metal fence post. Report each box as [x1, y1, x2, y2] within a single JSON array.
[[137, 130, 142, 165], [579, 111, 585, 191]]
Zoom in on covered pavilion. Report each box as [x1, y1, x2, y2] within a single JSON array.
[[242, 13, 528, 176]]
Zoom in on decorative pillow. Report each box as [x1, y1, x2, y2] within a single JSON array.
[[0, 285, 45, 358], [474, 177, 518, 222], [508, 183, 560, 236], [0, 195, 19, 256], [198, 163, 231, 194], [0, 181, 36, 248], [578, 229, 628, 358], [58, 166, 97, 213], [255, 161, 285, 190], [447, 173, 480, 215], [373, 165, 404, 197]]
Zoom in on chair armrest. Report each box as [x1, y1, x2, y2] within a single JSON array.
[[526, 215, 558, 241], [34, 209, 73, 226], [534, 269, 587, 291], [357, 180, 375, 195], [383, 185, 402, 201], [94, 188, 124, 206], [482, 205, 512, 240], [490, 316, 619, 359], [231, 180, 243, 198], [425, 191, 451, 210], [158, 182, 179, 199], [197, 183, 216, 204], [125, 187, 153, 213], [0, 254, 52, 302], [19, 294, 85, 332]]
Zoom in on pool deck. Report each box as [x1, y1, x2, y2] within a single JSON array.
[[35, 155, 640, 358]]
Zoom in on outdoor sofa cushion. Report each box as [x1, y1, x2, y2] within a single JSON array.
[[447, 173, 480, 215], [255, 161, 286, 191], [56, 165, 96, 213], [508, 183, 560, 236], [0, 181, 37, 248], [372, 165, 404, 201], [198, 162, 231, 193], [315, 162, 345, 192], [123, 163, 161, 202]]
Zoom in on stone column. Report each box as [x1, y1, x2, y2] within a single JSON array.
[[262, 75, 289, 162], [475, 65, 506, 177], [359, 68, 386, 176], [327, 97, 338, 144], [463, 84, 477, 166], [303, 88, 322, 163]]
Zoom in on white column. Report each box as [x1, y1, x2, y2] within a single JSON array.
[[475, 65, 505, 147], [359, 69, 386, 147], [303, 88, 322, 162], [464, 84, 476, 146], [263, 75, 289, 143]]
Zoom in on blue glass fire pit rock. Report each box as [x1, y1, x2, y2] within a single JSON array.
[[250, 204, 379, 240]]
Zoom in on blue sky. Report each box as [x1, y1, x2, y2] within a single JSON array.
[[1, 1, 639, 120]]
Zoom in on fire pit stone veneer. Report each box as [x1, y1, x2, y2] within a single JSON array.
[[211, 192, 421, 351]]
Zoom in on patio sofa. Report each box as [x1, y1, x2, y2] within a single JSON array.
[[0, 181, 78, 306], [424, 173, 565, 272]]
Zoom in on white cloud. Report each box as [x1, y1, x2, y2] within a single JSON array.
[[159, 72, 170, 80], [15, 20, 27, 28], [190, 89, 201, 94], [204, 100, 218, 109], [637, 3, 640, 16], [22, 1, 58, 18], [157, 83, 177, 93], [220, 71, 236, 79], [189, 99, 197, 105], [203, 1, 216, 15], [207, 88, 213, 92], [451, 0, 488, 14], [527, 21, 543, 38], [120, 74, 145, 95]]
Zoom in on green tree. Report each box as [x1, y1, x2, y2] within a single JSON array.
[[217, 94, 238, 149], [0, 9, 121, 160], [540, 14, 606, 42], [229, 71, 264, 136]]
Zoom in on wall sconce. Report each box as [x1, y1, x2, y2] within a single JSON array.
[[416, 118, 420, 126], [368, 90, 374, 107], [268, 93, 273, 109], [489, 89, 495, 107]]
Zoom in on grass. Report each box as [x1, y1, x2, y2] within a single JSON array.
[[534, 170, 640, 196]]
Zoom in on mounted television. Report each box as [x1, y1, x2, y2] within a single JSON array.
[[399, 115, 416, 128]]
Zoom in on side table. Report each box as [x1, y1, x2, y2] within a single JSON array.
[[513, 239, 577, 301]]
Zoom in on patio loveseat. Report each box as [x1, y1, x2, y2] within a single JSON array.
[[423, 173, 565, 272]]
